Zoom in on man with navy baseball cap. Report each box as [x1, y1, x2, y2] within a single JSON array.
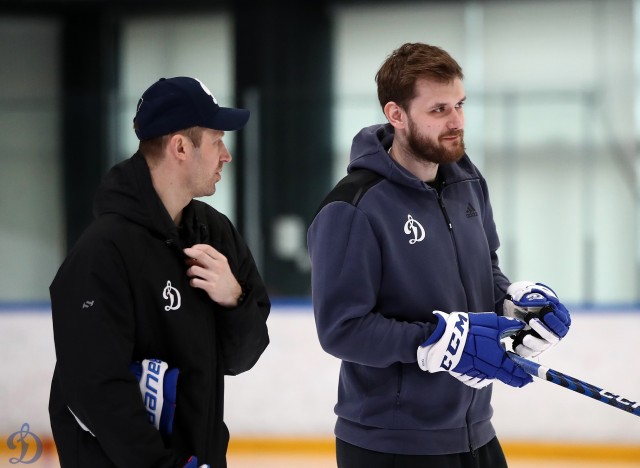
[[49, 76, 270, 467]]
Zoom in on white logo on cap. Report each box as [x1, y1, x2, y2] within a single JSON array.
[[195, 78, 217, 104]]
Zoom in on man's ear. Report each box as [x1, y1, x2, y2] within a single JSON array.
[[167, 133, 189, 161], [383, 101, 407, 130]]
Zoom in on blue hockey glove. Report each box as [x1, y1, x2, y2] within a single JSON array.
[[504, 281, 571, 357], [503, 281, 558, 319], [417, 311, 532, 388], [184, 455, 210, 468], [130, 359, 179, 435], [68, 359, 179, 438]]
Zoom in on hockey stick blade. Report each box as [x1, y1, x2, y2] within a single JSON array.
[[507, 351, 640, 418]]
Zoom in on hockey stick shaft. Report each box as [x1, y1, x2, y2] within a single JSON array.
[[507, 351, 640, 417]]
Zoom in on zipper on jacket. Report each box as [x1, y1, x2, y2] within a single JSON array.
[[436, 186, 453, 231], [395, 364, 404, 407], [466, 387, 477, 458], [203, 308, 217, 463]]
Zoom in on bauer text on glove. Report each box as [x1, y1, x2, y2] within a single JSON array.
[[129, 359, 179, 436]]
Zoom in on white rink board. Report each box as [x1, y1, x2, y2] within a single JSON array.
[[1, 304, 639, 444]]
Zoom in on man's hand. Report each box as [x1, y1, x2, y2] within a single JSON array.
[[509, 297, 571, 357], [417, 311, 532, 388], [503, 281, 571, 357], [183, 244, 242, 308]]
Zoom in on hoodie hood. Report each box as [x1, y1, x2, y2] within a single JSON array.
[[348, 123, 481, 189], [93, 152, 193, 244]]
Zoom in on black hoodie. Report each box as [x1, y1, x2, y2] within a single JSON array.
[[49, 152, 270, 467]]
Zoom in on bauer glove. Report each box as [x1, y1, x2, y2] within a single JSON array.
[[417, 311, 532, 389], [503, 281, 571, 358], [129, 359, 179, 436], [68, 359, 180, 438]]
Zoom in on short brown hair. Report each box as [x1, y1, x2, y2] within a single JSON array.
[[138, 126, 205, 158], [375, 42, 464, 111]]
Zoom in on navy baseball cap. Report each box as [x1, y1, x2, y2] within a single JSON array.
[[133, 76, 250, 140]]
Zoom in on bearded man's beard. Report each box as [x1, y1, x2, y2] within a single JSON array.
[[407, 118, 465, 164]]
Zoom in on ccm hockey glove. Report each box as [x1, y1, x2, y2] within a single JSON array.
[[503, 281, 571, 357], [130, 359, 179, 436], [417, 311, 532, 388]]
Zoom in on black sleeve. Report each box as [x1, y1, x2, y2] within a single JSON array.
[[215, 221, 270, 376], [50, 234, 180, 467]]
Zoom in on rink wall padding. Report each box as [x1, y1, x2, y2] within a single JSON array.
[[1, 302, 639, 461], [1, 437, 639, 463]]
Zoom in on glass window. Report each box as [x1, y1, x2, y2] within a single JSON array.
[[332, 1, 637, 305], [0, 17, 62, 302]]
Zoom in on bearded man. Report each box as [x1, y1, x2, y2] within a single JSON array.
[[307, 43, 570, 468]]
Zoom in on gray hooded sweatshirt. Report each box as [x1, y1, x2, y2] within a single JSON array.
[[308, 123, 510, 455]]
